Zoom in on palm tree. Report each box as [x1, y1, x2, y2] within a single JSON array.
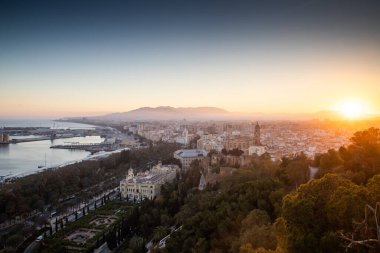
[[128, 236, 144, 252], [153, 226, 168, 242]]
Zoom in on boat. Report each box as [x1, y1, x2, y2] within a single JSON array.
[[38, 153, 47, 168]]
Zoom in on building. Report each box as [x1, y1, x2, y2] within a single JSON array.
[[248, 145, 267, 156], [120, 163, 179, 200], [3, 134, 9, 142], [175, 128, 189, 145], [198, 173, 206, 191], [222, 122, 262, 154], [173, 149, 208, 169], [196, 134, 223, 152], [0, 133, 10, 144], [223, 136, 253, 151], [254, 122, 261, 145]]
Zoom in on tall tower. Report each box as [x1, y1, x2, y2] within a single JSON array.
[[127, 168, 134, 181], [254, 122, 261, 146], [198, 173, 206, 191], [183, 128, 189, 144]]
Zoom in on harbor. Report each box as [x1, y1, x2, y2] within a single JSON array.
[[50, 142, 115, 152], [0, 120, 106, 178], [0, 147, 130, 183], [11, 135, 76, 143], [0, 120, 140, 180], [0, 135, 104, 180], [0, 123, 120, 146]]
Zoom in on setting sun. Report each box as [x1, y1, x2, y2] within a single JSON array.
[[335, 99, 369, 119]]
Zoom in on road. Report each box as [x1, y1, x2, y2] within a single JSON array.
[[24, 241, 40, 253]]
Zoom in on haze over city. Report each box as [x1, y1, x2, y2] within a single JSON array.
[[1, 0, 380, 118], [2, 2, 380, 253]]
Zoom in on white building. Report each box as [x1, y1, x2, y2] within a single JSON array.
[[196, 134, 224, 152], [175, 128, 189, 145], [248, 145, 267, 156], [198, 173, 206, 191], [120, 163, 179, 200], [173, 149, 208, 169]]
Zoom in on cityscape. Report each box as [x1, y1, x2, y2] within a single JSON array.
[[1, 1, 380, 253]]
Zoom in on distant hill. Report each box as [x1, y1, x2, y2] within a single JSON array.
[[89, 106, 232, 121], [62, 107, 379, 122]]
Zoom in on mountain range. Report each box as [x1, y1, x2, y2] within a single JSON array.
[[89, 106, 232, 121], [62, 106, 376, 122]]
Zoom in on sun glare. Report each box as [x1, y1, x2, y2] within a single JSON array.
[[335, 99, 368, 119]]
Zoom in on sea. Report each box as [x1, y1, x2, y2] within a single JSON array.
[[0, 119, 104, 178]]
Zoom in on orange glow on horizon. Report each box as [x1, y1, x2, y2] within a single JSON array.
[[333, 99, 372, 120]]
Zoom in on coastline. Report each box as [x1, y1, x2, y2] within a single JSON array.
[[55, 118, 111, 128], [0, 119, 123, 181], [0, 119, 132, 182], [0, 147, 130, 182]]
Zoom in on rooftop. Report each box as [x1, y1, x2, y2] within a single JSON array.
[[174, 149, 208, 158], [122, 164, 179, 185]]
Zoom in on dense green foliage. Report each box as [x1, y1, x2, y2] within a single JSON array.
[[165, 173, 284, 252], [280, 127, 380, 253], [315, 127, 380, 183], [221, 148, 245, 156], [121, 128, 380, 253], [41, 201, 131, 253], [118, 153, 309, 253], [0, 143, 180, 222]]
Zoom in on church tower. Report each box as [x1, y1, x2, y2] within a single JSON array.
[[254, 122, 261, 146], [127, 168, 134, 181], [183, 128, 189, 144], [198, 173, 206, 191]]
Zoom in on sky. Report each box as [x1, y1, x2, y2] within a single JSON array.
[[0, 0, 380, 118]]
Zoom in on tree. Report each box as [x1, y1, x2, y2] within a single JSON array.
[[5, 234, 24, 249], [106, 228, 118, 250], [239, 244, 278, 253], [128, 236, 144, 253], [228, 148, 244, 157], [282, 174, 371, 253], [152, 226, 168, 242], [367, 175, 380, 204], [339, 202, 380, 252], [327, 184, 368, 230], [279, 154, 310, 188], [345, 128, 380, 181], [350, 127, 380, 147], [318, 149, 344, 176]]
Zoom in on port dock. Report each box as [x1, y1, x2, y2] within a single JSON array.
[[50, 143, 102, 149], [10, 135, 76, 143], [50, 142, 115, 152]]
